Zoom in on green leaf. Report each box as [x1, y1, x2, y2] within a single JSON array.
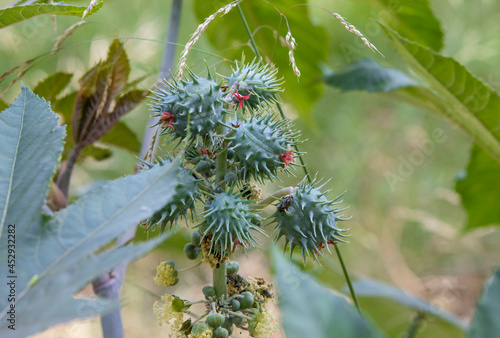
[[350, 278, 466, 331], [0, 233, 171, 337], [322, 58, 418, 92], [382, 25, 500, 165], [82, 144, 112, 161], [0, 85, 66, 238], [194, 0, 328, 115], [469, 267, 500, 338], [0, 99, 7, 111], [52, 91, 76, 123], [100, 121, 141, 154], [0, 2, 103, 29], [456, 145, 500, 229], [33, 72, 73, 103], [272, 249, 383, 338], [369, 0, 443, 51], [11, 159, 179, 290]]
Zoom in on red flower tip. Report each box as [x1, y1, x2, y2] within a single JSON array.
[[232, 89, 251, 110], [232, 239, 244, 253], [160, 112, 175, 130], [281, 150, 294, 167]]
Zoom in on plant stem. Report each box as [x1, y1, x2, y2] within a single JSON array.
[[213, 263, 227, 299], [236, 3, 360, 313], [405, 312, 425, 338], [333, 243, 360, 312], [237, 4, 260, 58], [93, 2, 183, 338], [56, 145, 81, 200]]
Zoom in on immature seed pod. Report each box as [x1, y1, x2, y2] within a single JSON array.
[[152, 68, 226, 144], [183, 243, 200, 260], [239, 291, 254, 309], [226, 58, 283, 110], [206, 313, 225, 328], [191, 230, 202, 247], [271, 179, 349, 261], [196, 190, 265, 258], [228, 113, 300, 182], [144, 164, 200, 232], [213, 327, 229, 338], [230, 299, 240, 311], [202, 286, 216, 298], [191, 322, 209, 335], [227, 261, 239, 274]]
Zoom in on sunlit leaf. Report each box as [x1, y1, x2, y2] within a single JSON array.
[[456, 145, 500, 229], [382, 25, 500, 165], [0, 2, 103, 29], [33, 72, 73, 103], [368, 0, 443, 51]]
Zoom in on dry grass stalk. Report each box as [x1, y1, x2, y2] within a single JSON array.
[[329, 11, 383, 56], [177, 0, 241, 79], [285, 30, 300, 78], [82, 0, 99, 19], [52, 21, 86, 53]]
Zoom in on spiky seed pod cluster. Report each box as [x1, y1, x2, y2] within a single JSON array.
[[196, 190, 264, 258], [144, 167, 200, 232], [226, 59, 283, 109], [227, 113, 300, 182], [152, 69, 225, 144], [271, 179, 349, 261]]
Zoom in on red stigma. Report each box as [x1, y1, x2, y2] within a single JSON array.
[[281, 150, 294, 167], [232, 89, 251, 110], [160, 112, 174, 130]]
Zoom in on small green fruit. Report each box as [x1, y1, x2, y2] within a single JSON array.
[[206, 313, 225, 328], [195, 160, 211, 174], [165, 260, 175, 268], [227, 261, 239, 274], [213, 327, 229, 338], [191, 230, 202, 246], [191, 322, 209, 335], [202, 286, 216, 298], [239, 291, 254, 309], [183, 243, 200, 260], [230, 299, 240, 311]]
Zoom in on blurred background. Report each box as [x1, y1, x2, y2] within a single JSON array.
[[1, 0, 500, 336]]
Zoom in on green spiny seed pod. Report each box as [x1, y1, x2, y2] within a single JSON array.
[[226, 58, 282, 110], [196, 189, 264, 258], [228, 113, 300, 182], [271, 179, 349, 261], [152, 68, 226, 144], [144, 166, 200, 232]]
